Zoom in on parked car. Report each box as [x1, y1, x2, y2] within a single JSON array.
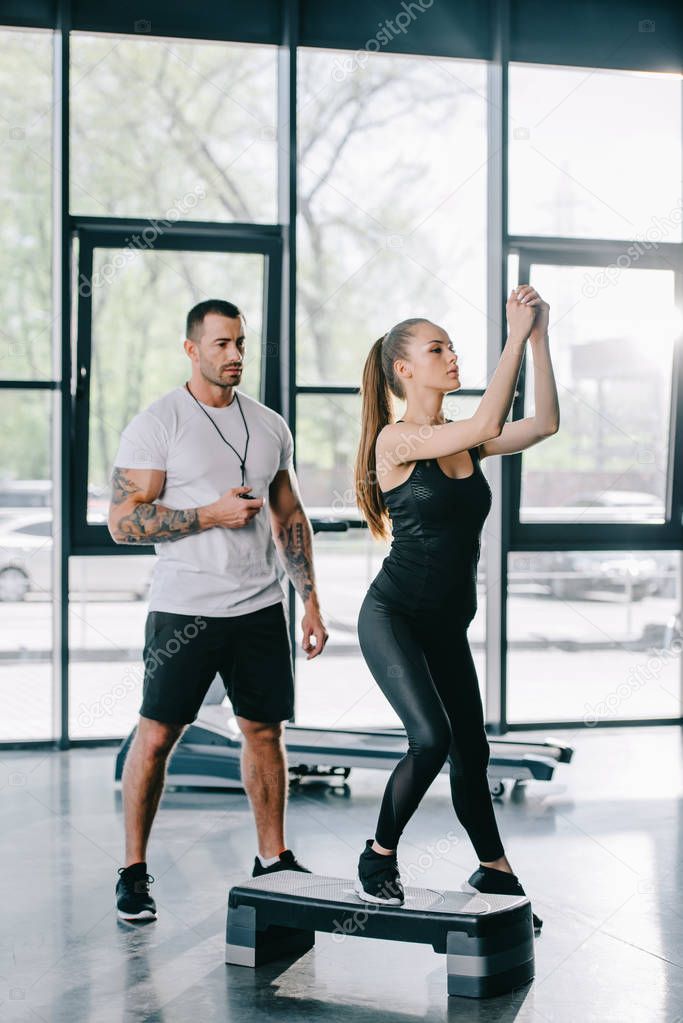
[[507, 550, 659, 601], [516, 490, 671, 599], [0, 479, 112, 526], [649, 551, 680, 598], [0, 512, 153, 601], [523, 489, 664, 524]]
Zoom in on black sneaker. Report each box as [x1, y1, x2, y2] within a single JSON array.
[[461, 865, 543, 934], [354, 838, 404, 905], [251, 848, 313, 877], [116, 862, 157, 921]]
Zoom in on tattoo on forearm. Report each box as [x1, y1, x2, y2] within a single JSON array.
[[116, 504, 201, 543], [110, 468, 202, 543], [275, 510, 315, 603]]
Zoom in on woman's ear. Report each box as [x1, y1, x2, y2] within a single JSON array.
[[394, 358, 410, 381]]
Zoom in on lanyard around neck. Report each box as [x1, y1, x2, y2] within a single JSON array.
[[184, 382, 250, 486]]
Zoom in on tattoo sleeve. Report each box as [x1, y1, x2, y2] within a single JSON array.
[[110, 468, 203, 544], [272, 506, 317, 605]]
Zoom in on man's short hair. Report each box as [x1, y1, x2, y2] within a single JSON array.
[[186, 299, 244, 341]]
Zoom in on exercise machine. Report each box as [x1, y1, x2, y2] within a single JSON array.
[[114, 686, 573, 796]]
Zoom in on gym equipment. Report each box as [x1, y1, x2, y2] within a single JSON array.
[[225, 869, 534, 999], [114, 700, 573, 796], [113, 516, 574, 795]]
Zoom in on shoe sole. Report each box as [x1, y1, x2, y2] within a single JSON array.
[[353, 877, 403, 905], [116, 905, 157, 921]]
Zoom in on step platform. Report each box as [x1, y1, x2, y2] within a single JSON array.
[[226, 869, 534, 999]]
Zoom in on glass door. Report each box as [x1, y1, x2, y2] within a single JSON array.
[[67, 222, 282, 739], [71, 222, 282, 548]]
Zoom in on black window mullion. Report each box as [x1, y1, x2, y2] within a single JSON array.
[[71, 235, 93, 551]]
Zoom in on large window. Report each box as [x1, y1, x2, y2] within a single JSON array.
[[69, 34, 278, 222], [293, 48, 491, 728], [519, 262, 679, 524], [297, 48, 489, 388], [68, 556, 150, 739], [0, 391, 54, 740], [2, 16, 682, 747], [69, 233, 273, 737], [507, 549, 682, 722], [82, 244, 266, 523], [506, 61, 683, 726], [0, 29, 53, 380], [509, 64, 682, 241], [0, 28, 56, 742]]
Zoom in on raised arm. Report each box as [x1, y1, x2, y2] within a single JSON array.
[[479, 320, 559, 459], [377, 286, 535, 468]]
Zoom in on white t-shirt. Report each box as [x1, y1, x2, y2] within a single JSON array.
[[113, 386, 294, 617]]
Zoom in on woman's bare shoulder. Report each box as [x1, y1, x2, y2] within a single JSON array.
[[375, 423, 416, 490]]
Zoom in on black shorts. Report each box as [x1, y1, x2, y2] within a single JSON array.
[[139, 601, 294, 725]]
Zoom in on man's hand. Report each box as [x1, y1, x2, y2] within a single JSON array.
[[202, 486, 265, 529], [108, 467, 204, 544], [300, 604, 329, 660]]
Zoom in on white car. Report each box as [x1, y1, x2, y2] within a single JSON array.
[[0, 511, 153, 602]]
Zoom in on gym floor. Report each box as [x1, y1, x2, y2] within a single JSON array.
[[4, 724, 682, 1021]]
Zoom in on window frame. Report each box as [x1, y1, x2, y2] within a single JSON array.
[[507, 242, 683, 554], [70, 217, 284, 553]]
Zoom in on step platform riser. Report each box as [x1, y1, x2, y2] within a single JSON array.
[[225, 871, 535, 999]]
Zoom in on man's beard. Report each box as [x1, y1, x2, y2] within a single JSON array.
[[200, 364, 236, 389]]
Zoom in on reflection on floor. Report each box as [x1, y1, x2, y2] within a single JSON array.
[[3, 725, 683, 1021]]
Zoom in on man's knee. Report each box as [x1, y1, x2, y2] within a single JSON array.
[[135, 715, 186, 756], [236, 716, 284, 743]]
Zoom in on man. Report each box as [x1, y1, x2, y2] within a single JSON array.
[[109, 298, 329, 922]]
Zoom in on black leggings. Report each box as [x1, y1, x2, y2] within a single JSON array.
[[357, 587, 505, 862]]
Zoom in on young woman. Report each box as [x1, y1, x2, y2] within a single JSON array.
[[352, 285, 559, 935]]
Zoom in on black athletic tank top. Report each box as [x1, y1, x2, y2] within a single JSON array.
[[369, 420, 492, 620]]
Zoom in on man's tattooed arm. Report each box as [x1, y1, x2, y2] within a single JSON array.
[[109, 467, 206, 544], [271, 504, 320, 607], [115, 504, 203, 544]]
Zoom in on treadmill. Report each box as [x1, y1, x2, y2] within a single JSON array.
[[114, 517, 574, 796]]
